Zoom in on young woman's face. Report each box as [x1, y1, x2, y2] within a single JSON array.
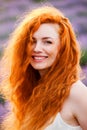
[[30, 23, 60, 75]]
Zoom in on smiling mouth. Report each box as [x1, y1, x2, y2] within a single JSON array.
[[32, 56, 48, 61]]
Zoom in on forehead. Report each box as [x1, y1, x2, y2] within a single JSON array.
[[33, 23, 59, 39]]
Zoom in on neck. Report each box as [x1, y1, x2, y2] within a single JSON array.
[[39, 69, 50, 77]]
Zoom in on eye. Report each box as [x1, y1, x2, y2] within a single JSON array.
[[44, 40, 52, 44], [32, 38, 37, 44]]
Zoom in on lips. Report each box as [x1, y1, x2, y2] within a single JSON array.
[[32, 55, 48, 61]]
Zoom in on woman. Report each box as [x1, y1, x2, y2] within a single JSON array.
[[1, 6, 87, 130]]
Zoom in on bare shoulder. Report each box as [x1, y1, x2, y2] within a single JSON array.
[[70, 80, 87, 130], [70, 80, 87, 103], [70, 80, 87, 100]]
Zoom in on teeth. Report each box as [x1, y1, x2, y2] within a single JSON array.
[[33, 56, 46, 60]]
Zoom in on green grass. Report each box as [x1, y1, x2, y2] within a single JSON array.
[[80, 49, 87, 66]]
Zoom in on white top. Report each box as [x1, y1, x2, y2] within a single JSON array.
[[45, 113, 82, 130]]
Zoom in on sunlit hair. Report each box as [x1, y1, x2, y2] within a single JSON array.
[[1, 5, 81, 130]]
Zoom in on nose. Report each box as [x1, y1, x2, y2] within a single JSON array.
[[33, 42, 42, 52]]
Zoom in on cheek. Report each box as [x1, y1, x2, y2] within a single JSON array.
[[45, 44, 59, 57], [51, 47, 59, 61], [55, 43, 60, 54], [52, 46, 59, 56], [48, 49, 58, 62]]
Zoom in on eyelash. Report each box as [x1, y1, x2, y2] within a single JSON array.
[[32, 40, 37, 44], [32, 39, 52, 44], [44, 41, 52, 44]]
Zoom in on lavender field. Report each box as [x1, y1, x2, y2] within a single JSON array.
[[0, 0, 87, 128], [0, 0, 87, 49]]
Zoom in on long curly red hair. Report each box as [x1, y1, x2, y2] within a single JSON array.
[[1, 6, 81, 130]]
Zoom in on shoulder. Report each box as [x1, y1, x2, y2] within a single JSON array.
[[70, 80, 87, 104], [70, 80, 87, 100], [70, 80, 87, 129]]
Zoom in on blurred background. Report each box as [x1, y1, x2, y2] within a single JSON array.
[[0, 0, 87, 128]]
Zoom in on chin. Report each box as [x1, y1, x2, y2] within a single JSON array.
[[33, 67, 45, 70]]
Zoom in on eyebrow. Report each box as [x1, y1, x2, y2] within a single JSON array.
[[32, 37, 53, 40], [42, 37, 53, 40]]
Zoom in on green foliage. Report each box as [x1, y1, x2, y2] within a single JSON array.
[[33, 0, 44, 2], [0, 47, 3, 59], [0, 94, 5, 104], [0, 50, 2, 58], [0, 49, 5, 104], [80, 50, 87, 66]]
